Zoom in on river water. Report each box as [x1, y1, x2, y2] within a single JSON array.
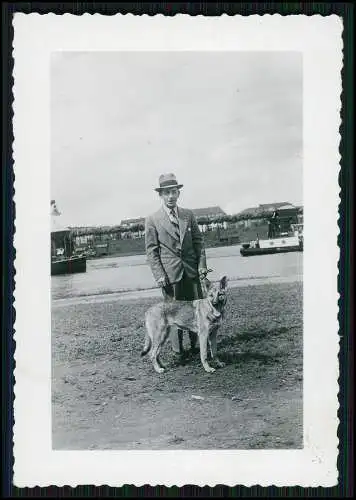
[[51, 245, 303, 305]]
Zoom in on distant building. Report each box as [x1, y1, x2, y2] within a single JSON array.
[[192, 206, 226, 219], [234, 202, 299, 229], [236, 206, 262, 218], [236, 202, 296, 218], [120, 217, 145, 228], [121, 207, 228, 234], [258, 202, 292, 212], [121, 207, 227, 227], [74, 234, 94, 245], [234, 206, 264, 228], [191, 206, 227, 232]]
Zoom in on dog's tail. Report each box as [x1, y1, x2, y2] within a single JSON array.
[[141, 333, 152, 357]]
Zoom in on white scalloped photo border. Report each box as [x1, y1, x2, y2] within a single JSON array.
[[12, 13, 342, 487]]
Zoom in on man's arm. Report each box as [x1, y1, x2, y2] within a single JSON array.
[[145, 216, 168, 285], [190, 211, 207, 273]]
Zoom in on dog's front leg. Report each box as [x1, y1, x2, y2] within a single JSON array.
[[199, 326, 215, 373], [209, 328, 225, 368], [150, 325, 170, 374]]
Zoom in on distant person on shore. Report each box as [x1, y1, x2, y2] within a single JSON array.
[[145, 173, 208, 364]]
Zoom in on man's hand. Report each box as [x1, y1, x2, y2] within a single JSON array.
[[199, 268, 214, 281], [157, 276, 168, 288]]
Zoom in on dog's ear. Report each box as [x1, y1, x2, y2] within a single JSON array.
[[219, 276, 228, 290]]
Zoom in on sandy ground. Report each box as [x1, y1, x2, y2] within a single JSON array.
[[52, 281, 303, 450]]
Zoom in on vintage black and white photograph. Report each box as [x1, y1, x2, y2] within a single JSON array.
[[51, 51, 304, 450], [13, 14, 341, 487]]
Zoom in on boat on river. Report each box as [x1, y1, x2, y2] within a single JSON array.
[[51, 200, 87, 276], [240, 234, 303, 257], [240, 212, 303, 257], [51, 255, 87, 275]]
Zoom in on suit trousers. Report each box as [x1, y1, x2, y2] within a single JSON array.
[[161, 272, 204, 354]]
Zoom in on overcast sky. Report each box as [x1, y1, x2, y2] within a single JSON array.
[[51, 51, 302, 227]]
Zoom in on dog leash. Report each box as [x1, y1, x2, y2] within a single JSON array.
[[156, 268, 215, 293]]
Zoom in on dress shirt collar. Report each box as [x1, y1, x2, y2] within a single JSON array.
[[162, 204, 179, 218]]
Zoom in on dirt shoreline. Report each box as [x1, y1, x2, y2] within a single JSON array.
[[52, 281, 303, 450]]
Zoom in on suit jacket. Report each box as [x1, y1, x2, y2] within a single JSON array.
[[145, 206, 207, 284]]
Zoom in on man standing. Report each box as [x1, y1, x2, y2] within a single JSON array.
[[145, 173, 208, 364]]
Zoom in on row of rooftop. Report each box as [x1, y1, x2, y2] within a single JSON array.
[[51, 201, 302, 234], [118, 202, 302, 228]]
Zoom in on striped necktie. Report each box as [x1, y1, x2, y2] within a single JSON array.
[[169, 208, 180, 241]]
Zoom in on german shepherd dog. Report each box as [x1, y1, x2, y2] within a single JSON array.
[[141, 276, 228, 374]]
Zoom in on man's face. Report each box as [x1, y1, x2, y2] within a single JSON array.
[[160, 187, 180, 209]]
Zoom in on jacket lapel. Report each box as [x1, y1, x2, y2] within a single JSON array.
[[155, 207, 189, 242], [156, 207, 177, 240]]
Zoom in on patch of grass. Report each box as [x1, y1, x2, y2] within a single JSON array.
[[219, 350, 283, 366]]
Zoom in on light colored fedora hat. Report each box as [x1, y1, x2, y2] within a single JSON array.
[[154, 173, 183, 192]]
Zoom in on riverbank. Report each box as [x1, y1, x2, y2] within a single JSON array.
[[52, 280, 303, 450]]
